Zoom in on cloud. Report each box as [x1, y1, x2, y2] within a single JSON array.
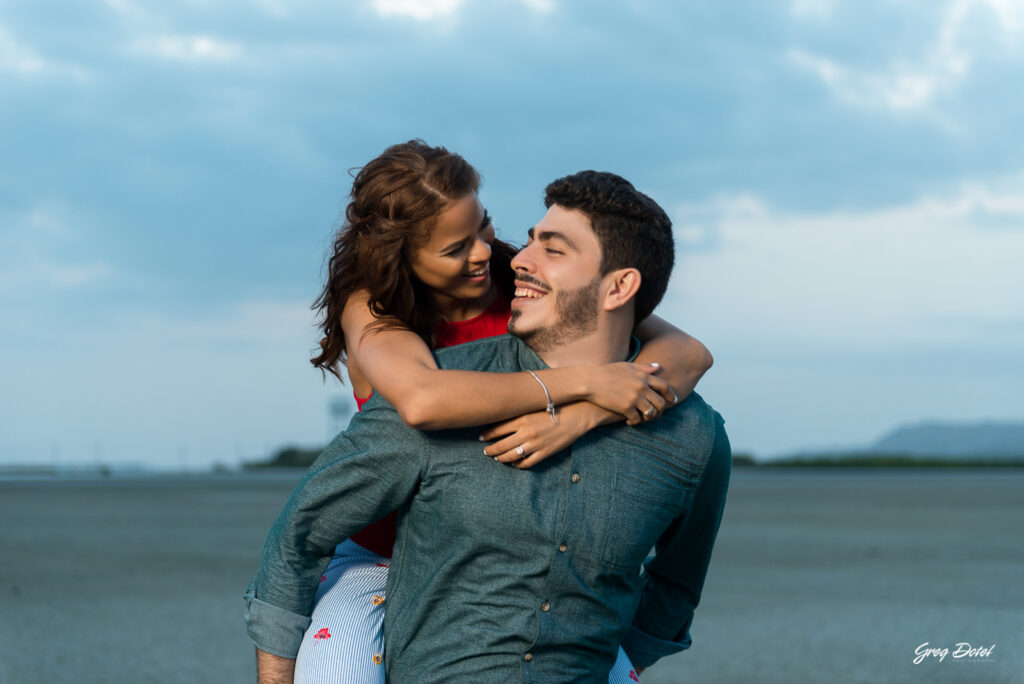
[[0, 24, 90, 80], [127, 34, 243, 63], [1, 295, 339, 468], [520, 0, 555, 12], [0, 24, 45, 73], [788, 0, 1023, 112], [0, 205, 115, 295], [370, 0, 467, 20], [790, 0, 836, 19], [666, 177, 1024, 352], [370, 0, 554, 20], [661, 175, 1024, 454], [787, 48, 948, 111]]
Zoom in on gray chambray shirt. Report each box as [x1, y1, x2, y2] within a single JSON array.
[[245, 334, 731, 683]]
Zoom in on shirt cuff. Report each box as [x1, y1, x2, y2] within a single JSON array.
[[243, 579, 311, 658], [620, 623, 692, 670]]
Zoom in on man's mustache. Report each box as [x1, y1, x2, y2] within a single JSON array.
[[514, 273, 551, 292]]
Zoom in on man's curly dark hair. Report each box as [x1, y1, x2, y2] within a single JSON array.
[[544, 170, 674, 326]]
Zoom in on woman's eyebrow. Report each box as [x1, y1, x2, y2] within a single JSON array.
[[440, 237, 468, 253]]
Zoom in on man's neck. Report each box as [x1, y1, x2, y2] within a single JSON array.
[[534, 321, 633, 368]]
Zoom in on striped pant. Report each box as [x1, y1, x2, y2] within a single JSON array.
[[294, 539, 642, 683]]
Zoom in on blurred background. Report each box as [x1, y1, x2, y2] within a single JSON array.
[[4, 0, 1023, 470], [1, 2, 1021, 683]]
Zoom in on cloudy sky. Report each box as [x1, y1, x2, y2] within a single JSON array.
[[2, 0, 1022, 467]]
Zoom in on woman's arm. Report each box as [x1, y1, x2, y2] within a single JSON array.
[[342, 291, 672, 429], [634, 314, 714, 410], [481, 316, 714, 467]]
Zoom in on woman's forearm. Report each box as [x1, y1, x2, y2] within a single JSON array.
[[385, 365, 594, 429], [634, 315, 713, 401]]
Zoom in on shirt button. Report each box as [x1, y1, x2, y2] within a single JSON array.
[[524, 653, 533, 662], [571, 473, 580, 483], [541, 602, 550, 612], [559, 543, 568, 552]]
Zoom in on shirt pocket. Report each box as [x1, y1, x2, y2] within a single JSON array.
[[600, 469, 680, 570]]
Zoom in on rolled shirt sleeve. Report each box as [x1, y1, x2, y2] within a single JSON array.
[[244, 399, 430, 657], [623, 411, 732, 669]]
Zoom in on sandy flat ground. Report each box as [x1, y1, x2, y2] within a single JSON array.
[[0, 469, 1020, 684]]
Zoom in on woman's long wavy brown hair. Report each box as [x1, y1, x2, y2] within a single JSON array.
[[311, 140, 516, 381]]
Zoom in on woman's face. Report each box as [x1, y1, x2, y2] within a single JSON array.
[[411, 193, 495, 306]]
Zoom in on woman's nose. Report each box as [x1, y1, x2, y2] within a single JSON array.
[[469, 237, 491, 263]]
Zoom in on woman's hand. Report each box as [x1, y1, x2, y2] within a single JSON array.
[[481, 403, 611, 469], [584, 362, 678, 425]]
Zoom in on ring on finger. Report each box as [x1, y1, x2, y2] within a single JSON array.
[[515, 445, 526, 456]]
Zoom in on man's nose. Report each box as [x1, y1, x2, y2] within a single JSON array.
[[511, 243, 535, 272]]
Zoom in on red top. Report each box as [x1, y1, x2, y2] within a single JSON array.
[[349, 294, 511, 557]]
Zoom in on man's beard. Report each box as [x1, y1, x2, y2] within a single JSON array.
[[509, 279, 600, 352]]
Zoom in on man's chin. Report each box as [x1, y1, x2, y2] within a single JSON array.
[[507, 311, 527, 339]]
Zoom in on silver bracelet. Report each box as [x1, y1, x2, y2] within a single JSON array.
[[527, 370, 558, 424]]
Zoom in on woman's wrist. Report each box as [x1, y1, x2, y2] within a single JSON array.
[[566, 400, 618, 431], [574, 365, 604, 404], [542, 366, 593, 405]]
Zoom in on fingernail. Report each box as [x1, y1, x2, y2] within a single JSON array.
[[478, 434, 485, 441], [493, 456, 499, 461], [650, 362, 660, 368], [672, 393, 679, 403]]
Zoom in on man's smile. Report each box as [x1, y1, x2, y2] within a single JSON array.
[[512, 276, 550, 305]]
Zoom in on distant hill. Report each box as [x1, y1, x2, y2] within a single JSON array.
[[871, 421, 1024, 457], [245, 445, 321, 469]]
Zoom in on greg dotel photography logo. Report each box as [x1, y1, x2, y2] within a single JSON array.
[[913, 642, 996, 665]]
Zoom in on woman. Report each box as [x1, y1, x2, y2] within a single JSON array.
[[293, 140, 713, 683]]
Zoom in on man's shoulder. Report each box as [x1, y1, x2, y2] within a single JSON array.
[[633, 391, 727, 465], [433, 334, 523, 372], [665, 391, 718, 429]]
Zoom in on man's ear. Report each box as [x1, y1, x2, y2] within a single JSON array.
[[601, 268, 641, 311]]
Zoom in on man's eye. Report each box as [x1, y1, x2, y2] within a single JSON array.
[[545, 247, 563, 256]]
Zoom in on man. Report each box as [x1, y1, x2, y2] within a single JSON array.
[[246, 171, 731, 682]]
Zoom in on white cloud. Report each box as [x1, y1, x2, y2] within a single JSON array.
[[1, 297, 337, 468], [370, 0, 553, 20], [128, 34, 242, 63], [0, 25, 45, 73], [789, 0, 1023, 111], [790, 0, 836, 19], [0, 24, 90, 80], [667, 179, 1024, 351], [137, 299, 318, 346], [371, 0, 466, 20], [0, 261, 113, 291], [788, 48, 945, 111], [0, 205, 114, 294], [664, 178, 1024, 454], [520, 0, 555, 13]]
